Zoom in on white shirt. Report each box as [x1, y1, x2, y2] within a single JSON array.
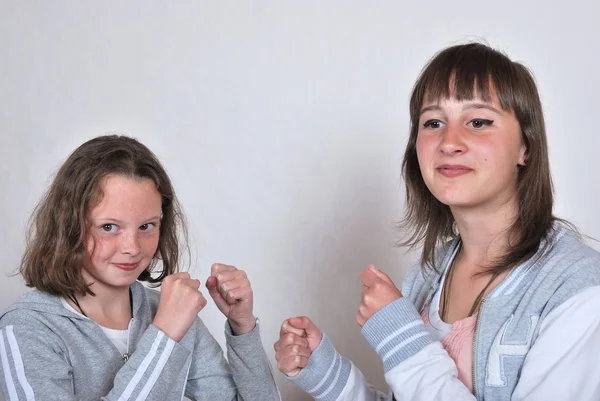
[[61, 298, 129, 355]]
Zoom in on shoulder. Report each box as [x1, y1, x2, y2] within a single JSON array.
[[500, 225, 600, 315], [0, 297, 70, 353], [1, 289, 63, 322], [541, 226, 600, 285], [544, 285, 600, 325], [401, 237, 458, 296], [131, 281, 161, 318], [139, 283, 162, 304], [534, 285, 600, 348]]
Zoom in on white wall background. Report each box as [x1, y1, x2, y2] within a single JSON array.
[[1, 1, 599, 400]]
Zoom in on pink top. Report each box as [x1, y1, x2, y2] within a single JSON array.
[[422, 308, 477, 392]]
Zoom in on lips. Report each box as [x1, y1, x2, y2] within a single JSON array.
[[437, 164, 473, 178], [113, 262, 140, 272]]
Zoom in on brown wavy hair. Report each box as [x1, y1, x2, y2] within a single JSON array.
[[20, 135, 188, 297], [399, 42, 557, 274]]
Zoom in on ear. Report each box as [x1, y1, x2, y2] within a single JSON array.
[[517, 142, 528, 166]]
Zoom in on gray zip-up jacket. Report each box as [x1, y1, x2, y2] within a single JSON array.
[[288, 225, 600, 400], [0, 281, 281, 401]]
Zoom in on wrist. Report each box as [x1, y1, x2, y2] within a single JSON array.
[[228, 317, 257, 335], [153, 321, 184, 342]]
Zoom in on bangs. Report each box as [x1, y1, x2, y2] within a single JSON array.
[[411, 43, 530, 117]]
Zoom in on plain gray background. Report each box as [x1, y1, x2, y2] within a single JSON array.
[[1, 1, 599, 400]]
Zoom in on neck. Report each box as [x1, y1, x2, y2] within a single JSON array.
[[451, 195, 520, 273], [72, 271, 132, 329]]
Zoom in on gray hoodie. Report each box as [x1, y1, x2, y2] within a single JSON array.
[[0, 281, 281, 401]]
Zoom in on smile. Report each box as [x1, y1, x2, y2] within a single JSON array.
[[437, 165, 473, 178], [113, 262, 140, 272]]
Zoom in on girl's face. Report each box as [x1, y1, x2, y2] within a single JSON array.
[[415, 93, 527, 212], [83, 174, 162, 294]]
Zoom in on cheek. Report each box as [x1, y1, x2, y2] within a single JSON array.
[[85, 235, 95, 257], [141, 233, 161, 255], [86, 235, 116, 263], [85, 234, 100, 263], [415, 136, 435, 176], [415, 135, 426, 160], [475, 143, 519, 186], [469, 139, 496, 165]]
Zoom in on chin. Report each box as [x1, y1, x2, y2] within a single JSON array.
[[108, 280, 138, 290], [433, 193, 479, 208]]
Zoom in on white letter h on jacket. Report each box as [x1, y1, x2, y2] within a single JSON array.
[[487, 314, 540, 387]]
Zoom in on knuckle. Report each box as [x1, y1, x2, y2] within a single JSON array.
[[194, 293, 206, 307], [363, 292, 376, 306]]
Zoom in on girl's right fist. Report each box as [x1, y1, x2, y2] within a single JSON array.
[[153, 272, 207, 342], [274, 316, 322, 377]]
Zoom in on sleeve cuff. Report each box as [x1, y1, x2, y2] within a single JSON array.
[[361, 297, 432, 372], [287, 334, 351, 401], [224, 317, 262, 344]]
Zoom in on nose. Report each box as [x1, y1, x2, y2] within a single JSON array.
[[121, 230, 141, 257], [440, 123, 467, 156]]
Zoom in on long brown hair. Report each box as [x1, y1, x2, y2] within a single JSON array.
[[20, 135, 188, 298], [400, 43, 555, 274]]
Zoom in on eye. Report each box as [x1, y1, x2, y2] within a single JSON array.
[[423, 119, 444, 129], [468, 119, 494, 129], [101, 224, 117, 233], [139, 222, 157, 231]]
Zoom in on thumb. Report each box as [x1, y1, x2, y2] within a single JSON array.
[[368, 264, 394, 285], [206, 276, 230, 312], [206, 276, 219, 297], [289, 316, 321, 339]]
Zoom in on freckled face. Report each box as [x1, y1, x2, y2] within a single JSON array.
[[82, 174, 162, 292]]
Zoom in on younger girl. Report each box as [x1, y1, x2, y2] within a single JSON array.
[[0, 135, 280, 400], [275, 43, 600, 400]]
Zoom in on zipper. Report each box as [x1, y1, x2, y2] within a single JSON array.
[[123, 289, 135, 363], [472, 298, 486, 399], [123, 318, 133, 363]]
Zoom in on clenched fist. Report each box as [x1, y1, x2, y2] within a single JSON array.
[[274, 317, 322, 377], [206, 263, 256, 335], [357, 265, 402, 327], [153, 272, 207, 342]]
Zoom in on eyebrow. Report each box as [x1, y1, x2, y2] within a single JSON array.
[[420, 102, 503, 116], [93, 216, 161, 224]]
